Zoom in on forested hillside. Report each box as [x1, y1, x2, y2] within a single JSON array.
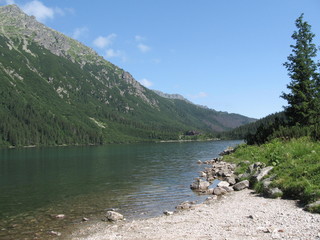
[[0, 5, 255, 147]]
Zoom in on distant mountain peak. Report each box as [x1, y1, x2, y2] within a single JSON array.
[[1, 4, 22, 12], [152, 90, 192, 103]]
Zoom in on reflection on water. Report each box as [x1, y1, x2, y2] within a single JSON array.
[[0, 140, 242, 239]]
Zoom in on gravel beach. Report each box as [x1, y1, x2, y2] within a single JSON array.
[[69, 189, 320, 240]]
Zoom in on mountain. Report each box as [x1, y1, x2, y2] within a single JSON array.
[[152, 90, 192, 103], [0, 5, 255, 147]]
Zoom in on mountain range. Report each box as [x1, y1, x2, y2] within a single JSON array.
[[0, 4, 255, 147]]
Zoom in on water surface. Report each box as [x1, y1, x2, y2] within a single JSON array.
[[0, 140, 242, 239]]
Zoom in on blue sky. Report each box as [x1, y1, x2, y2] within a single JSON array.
[[1, 0, 320, 119]]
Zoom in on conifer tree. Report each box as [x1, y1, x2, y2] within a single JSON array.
[[281, 14, 320, 126]]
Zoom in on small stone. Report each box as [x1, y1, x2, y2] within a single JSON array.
[[197, 160, 202, 164], [163, 211, 174, 216], [49, 230, 61, 236], [55, 214, 66, 219], [176, 201, 194, 210], [106, 211, 124, 221], [82, 217, 89, 222], [205, 195, 218, 201], [247, 214, 257, 219]]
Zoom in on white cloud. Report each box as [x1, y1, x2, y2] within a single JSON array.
[[105, 48, 127, 62], [72, 27, 89, 39], [137, 43, 151, 53], [93, 34, 117, 48], [21, 0, 57, 22], [139, 78, 153, 88]]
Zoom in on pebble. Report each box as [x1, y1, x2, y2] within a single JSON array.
[[163, 211, 174, 216], [49, 230, 61, 236], [55, 214, 66, 219]]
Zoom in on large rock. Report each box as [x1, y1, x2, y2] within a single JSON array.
[[252, 166, 274, 183], [217, 181, 230, 188], [233, 180, 249, 191], [264, 187, 283, 198], [247, 162, 266, 175], [219, 147, 235, 156], [304, 201, 320, 213], [221, 186, 234, 192], [213, 187, 227, 196], [106, 211, 124, 221], [225, 176, 237, 185], [190, 179, 210, 191]]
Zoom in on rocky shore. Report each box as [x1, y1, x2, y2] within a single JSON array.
[[68, 148, 320, 240]]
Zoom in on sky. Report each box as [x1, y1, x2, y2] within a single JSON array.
[[1, 0, 320, 119]]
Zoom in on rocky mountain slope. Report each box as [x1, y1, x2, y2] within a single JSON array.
[[0, 4, 255, 147]]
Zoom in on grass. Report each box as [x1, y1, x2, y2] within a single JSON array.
[[223, 137, 320, 212]]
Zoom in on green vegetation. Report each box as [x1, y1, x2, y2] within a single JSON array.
[[281, 14, 320, 127], [0, 9, 255, 148], [222, 14, 320, 213], [224, 138, 320, 212]]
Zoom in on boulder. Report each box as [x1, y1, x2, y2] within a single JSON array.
[[219, 147, 235, 156], [233, 180, 249, 191], [304, 201, 320, 213], [106, 211, 124, 221], [252, 166, 273, 183], [199, 171, 207, 178], [217, 181, 230, 188], [227, 163, 237, 171], [206, 188, 214, 194], [264, 187, 283, 198], [190, 179, 210, 191], [247, 162, 266, 175], [221, 186, 234, 192], [225, 176, 237, 185], [213, 187, 227, 196]]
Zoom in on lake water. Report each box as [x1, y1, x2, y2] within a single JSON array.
[[0, 140, 242, 239]]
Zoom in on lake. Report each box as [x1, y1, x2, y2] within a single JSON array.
[[0, 140, 242, 239]]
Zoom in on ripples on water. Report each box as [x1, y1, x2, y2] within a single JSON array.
[[0, 140, 242, 239]]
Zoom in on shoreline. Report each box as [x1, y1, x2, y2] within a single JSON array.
[[67, 152, 320, 240], [68, 189, 320, 240]]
